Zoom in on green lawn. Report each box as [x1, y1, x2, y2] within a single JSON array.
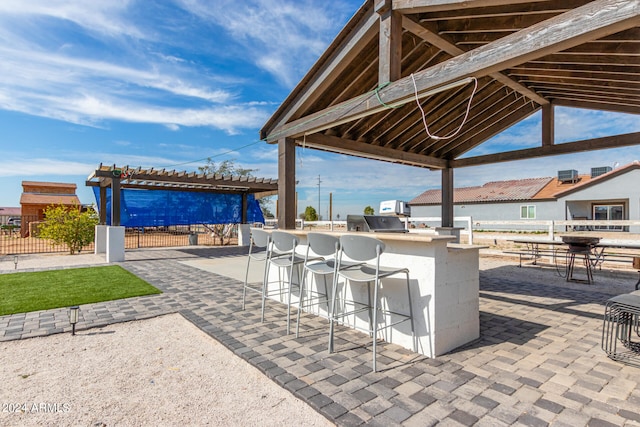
[[0, 265, 162, 316]]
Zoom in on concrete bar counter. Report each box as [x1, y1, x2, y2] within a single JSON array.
[[264, 229, 481, 358]]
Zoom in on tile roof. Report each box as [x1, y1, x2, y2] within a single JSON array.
[[409, 161, 640, 206], [21, 181, 77, 191], [0, 207, 21, 216], [533, 174, 593, 199], [409, 177, 552, 205], [553, 161, 640, 198]]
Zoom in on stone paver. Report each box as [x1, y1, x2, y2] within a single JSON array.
[[1, 246, 639, 426]]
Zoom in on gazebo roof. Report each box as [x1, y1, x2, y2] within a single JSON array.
[[260, 0, 640, 170]]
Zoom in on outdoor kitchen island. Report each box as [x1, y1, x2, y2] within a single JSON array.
[[265, 229, 481, 358]]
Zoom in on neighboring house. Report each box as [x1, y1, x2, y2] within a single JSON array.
[[0, 207, 21, 225], [19, 181, 81, 237], [408, 162, 640, 233]]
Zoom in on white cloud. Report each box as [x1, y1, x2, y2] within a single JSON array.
[[178, 0, 354, 86], [0, 0, 142, 38], [69, 94, 269, 132], [0, 2, 275, 132], [465, 107, 640, 157], [555, 107, 640, 142], [0, 158, 95, 177]]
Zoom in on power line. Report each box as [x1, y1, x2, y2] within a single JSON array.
[[154, 140, 263, 169]]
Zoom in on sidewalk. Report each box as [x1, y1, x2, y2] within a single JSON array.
[[1, 247, 639, 426]]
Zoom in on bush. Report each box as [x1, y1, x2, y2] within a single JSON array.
[[38, 204, 99, 254], [303, 206, 318, 221]]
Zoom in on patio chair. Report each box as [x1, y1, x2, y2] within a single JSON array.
[[295, 233, 339, 338], [328, 234, 415, 372], [262, 230, 306, 334], [602, 291, 640, 366], [241, 228, 271, 311]]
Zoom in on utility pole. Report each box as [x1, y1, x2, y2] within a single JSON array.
[[317, 175, 322, 220]]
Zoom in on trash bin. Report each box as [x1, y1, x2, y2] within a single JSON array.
[[188, 232, 198, 245]]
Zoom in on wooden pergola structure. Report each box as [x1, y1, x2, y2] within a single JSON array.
[[260, 0, 640, 229], [86, 164, 278, 226]]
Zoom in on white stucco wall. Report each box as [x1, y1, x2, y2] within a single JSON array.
[[410, 167, 640, 232], [557, 168, 640, 232], [410, 200, 559, 231]]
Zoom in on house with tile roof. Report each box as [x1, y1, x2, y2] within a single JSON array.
[[409, 161, 640, 232]]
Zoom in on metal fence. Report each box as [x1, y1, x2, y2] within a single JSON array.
[[123, 224, 238, 249], [0, 215, 68, 255], [0, 215, 239, 255]]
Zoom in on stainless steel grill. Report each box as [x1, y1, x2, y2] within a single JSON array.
[[346, 215, 407, 233]]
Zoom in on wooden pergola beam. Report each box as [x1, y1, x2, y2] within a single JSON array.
[[451, 132, 640, 168], [401, 16, 549, 105], [548, 98, 640, 116], [265, 0, 638, 143], [261, 9, 379, 138], [301, 133, 449, 169], [89, 169, 277, 192], [392, 0, 547, 14]]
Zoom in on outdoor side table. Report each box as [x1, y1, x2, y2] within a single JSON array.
[[602, 292, 640, 366]]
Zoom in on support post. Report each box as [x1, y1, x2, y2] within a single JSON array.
[[377, 0, 402, 85], [111, 177, 121, 226], [241, 193, 248, 224], [542, 103, 554, 147], [441, 167, 454, 228], [278, 138, 296, 229], [237, 224, 251, 246], [99, 186, 107, 224], [106, 226, 125, 263], [329, 192, 333, 221], [95, 224, 107, 254]]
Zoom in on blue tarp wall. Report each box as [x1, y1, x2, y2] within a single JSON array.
[[93, 187, 265, 227]]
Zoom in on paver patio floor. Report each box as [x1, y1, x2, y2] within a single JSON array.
[[1, 246, 639, 426]]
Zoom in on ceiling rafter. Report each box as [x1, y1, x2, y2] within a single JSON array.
[[401, 15, 549, 105], [452, 132, 640, 168]]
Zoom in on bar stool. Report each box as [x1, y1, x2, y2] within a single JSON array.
[[241, 228, 271, 310], [295, 233, 339, 338], [329, 234, 415, 372], [263, 230, 306, 334]]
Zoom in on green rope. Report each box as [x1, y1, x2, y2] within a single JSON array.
[[374, 81, 402, 109]]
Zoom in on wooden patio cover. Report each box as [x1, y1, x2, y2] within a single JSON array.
[[86, 164, 278, 225], [260, 0, 640, 229]]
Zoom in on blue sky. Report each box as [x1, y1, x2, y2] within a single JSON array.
[[1, 1, 639, 220]]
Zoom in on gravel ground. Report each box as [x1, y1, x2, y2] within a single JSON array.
[[0, 314, 333, 427]]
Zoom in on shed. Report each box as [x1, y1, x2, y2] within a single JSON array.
[[19, 181, 81, 237]]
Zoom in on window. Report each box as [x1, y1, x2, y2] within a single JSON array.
[[520, 205, 536, 219], [593, 204, 624, 231]]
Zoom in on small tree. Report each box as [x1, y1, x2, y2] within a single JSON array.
[[198, 158, 273, 231], [364, 205, 375, 215], [303, 206, 318, 221], [39, 204, 99, 254]]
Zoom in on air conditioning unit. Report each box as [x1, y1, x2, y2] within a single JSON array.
[[558, 169, 578, 183], [591, 166, 612, 178]]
